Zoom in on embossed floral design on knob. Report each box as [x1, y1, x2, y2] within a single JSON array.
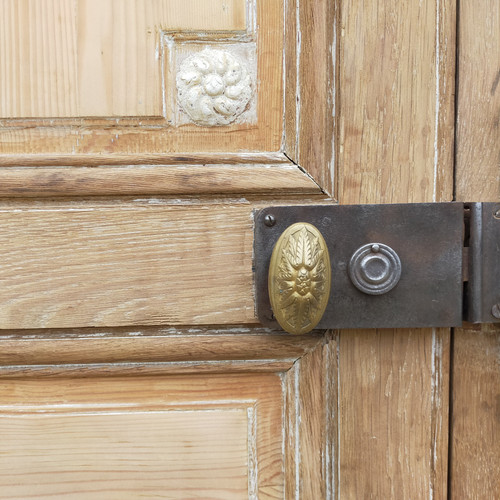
[[269, 223, 331, 335], [176, 48, 253, 126]]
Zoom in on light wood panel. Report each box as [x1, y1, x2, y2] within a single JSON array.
[[452, 1, 500, 496], [0, 199, 255, 329], [0, 373, 283, 499], [0, 0, 246, 118], [0, 0, 283, 155], [336, 0, 455, 497]]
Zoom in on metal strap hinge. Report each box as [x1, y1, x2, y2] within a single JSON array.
[[254, 202, 500, 334]]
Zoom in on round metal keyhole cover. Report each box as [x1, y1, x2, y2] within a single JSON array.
[[349, 243, 401, 295]]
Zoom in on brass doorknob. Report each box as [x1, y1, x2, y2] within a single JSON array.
[[268, 222, 331, 334]]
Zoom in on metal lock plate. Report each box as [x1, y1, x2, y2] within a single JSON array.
[[466, 202, 500, 323], [254, 203, 465, 330]]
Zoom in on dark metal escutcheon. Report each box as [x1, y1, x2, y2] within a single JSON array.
[[254, 203, 464, 330]]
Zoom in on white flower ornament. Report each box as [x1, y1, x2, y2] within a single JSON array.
[[176, 49, 253, 126]]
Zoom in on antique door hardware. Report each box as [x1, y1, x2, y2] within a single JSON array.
[[254, 202, 500, 334]]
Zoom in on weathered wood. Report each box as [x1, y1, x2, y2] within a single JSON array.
[[284, 0, 336, 196], [450, 326, 500, 498], [336, 0, 455, 497], [0, 373, 283, 499], [0, 0, 283, 155], [339, 329, 450, 499], [0, 197, 332, 330], [0, 163, 320, 197], [451, 1, 500, 496], [0, 152, 290, 167], [284, 332, 338, 499], [338, 0, 455, 204], [455, 0, 500, 202], [0, 328, 322, 366], [0, 200, 255, 329]]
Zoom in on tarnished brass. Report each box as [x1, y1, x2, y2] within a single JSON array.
[[268, 222, 331, 334]]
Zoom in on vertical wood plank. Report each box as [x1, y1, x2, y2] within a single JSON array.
[[339, 329, 450, 499], [284, 334, 338, 499], [450, 326, 500, 498], [452, 0, 500, 496], [338, 0, 455, 204], [336, 0, 455, 497], [456, 0, 500, 202], [284, 0, 337, 195]]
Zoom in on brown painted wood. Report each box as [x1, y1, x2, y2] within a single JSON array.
[[336, 0, 456, 497], [451, 0, 500, 497]]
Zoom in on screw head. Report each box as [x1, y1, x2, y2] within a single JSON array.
[[494, 207, 500, 220], [264, 214, 276, 227], [492, 303, 500, 319]]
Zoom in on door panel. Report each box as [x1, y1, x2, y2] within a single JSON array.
[[0, 0, 498, 498], [0, 0, 283, 154], [0, 0, 247, 119], [0, 373, 283, 499]]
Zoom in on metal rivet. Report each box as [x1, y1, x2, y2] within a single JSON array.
[[492, 303, 500, 319], [264, 214, 276, 227], [349, 243, 402, 295], [493, 207, 500, 220]]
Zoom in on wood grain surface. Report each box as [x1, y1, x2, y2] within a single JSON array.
[[0, 0, 246, 118], [0, 163, 320, 197], [0, 373, 283, 499], [284, 332, 338, 499], [0, 199, 256, 329], [0, 0, 283, 155], [338, 0, 455, 204], [336, 0, 456, 497], [284, 0, 336, 195], [451, 0, 500, 496]]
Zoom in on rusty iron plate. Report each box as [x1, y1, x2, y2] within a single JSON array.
[[466, 202, 500, 323], [254, 203, 464, 330]]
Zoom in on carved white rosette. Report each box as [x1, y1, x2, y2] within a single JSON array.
[[176, 48, 253, 126]]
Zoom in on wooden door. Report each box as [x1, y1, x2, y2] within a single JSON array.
[[0, 1, 498, 499]]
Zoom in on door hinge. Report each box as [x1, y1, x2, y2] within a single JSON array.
[[254, 202, 500, 334]]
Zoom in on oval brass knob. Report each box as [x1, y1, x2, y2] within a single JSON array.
[[268, 222, 331, 334]]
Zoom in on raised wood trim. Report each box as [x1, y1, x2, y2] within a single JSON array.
[[0, 163, 320, 198], [283, 0, 337, 196], [0, 152, 290, 167], [0, 328, 322, 366]]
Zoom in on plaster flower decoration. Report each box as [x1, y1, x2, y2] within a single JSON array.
[[176, 48, 253, 126]]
